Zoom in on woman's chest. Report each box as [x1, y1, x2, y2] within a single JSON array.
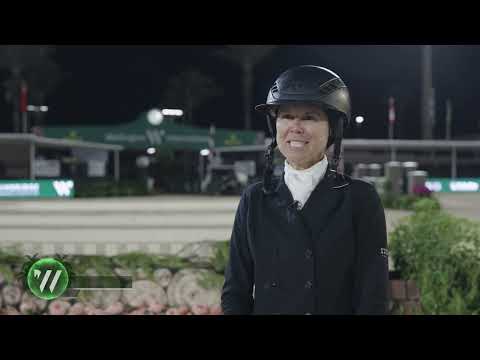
[[249, 195, 356, 269]]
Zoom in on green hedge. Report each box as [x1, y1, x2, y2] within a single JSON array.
[[380, 192, 441, 211], [389, 198, 480, 314], [379, 178, 439, 210], [0, 241, 230, 285]]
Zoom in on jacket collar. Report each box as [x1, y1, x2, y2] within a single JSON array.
[[269, 163, 350, 236], [271, 162, 351, 209], [272, 163, 332, 205]]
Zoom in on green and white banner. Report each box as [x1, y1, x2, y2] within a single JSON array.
[[0, 179, 75, 198], [426, 178, 480, 193]]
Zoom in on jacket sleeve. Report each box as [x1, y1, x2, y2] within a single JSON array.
[[221, 189, 255, 314], [352, 181, 389, 315]]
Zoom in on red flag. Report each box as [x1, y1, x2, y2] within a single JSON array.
[[388, 97, 396, 124], [20, 81, 28, 113]]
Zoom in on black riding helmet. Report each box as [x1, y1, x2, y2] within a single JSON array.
[[255, 65, 351, 194]]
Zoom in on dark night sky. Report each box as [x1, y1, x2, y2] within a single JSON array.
[[1, 45, 480, 140]]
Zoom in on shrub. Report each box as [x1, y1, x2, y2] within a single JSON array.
[[210, 241, 230, 273], [389, 199, 480, 314], [380, 192, 441, 211]]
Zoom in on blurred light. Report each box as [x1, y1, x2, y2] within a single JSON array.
[[200, 149, 210, 156], [450, 181, 479, 192], [27, 105, 36, 111], [355, 116, 365, 124], [425, 181, 442, 192], [40, 106, 48, 112], [147, 109, 164, 126], [162, 109, 183, 116], [146, 147, 156, 155], [136, 156, 150, 168]]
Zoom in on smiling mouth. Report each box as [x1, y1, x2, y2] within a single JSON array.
[[287, 140, 309, 148]]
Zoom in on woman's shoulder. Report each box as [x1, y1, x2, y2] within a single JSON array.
[[348, 176, 383, 210], [328, 171, 377, 194], [349, 176, 378, 192], [240, 175, 284, 201], [242, 178, 267, 198]]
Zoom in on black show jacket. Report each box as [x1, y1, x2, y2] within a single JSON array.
[[221, 167, 389, 315]]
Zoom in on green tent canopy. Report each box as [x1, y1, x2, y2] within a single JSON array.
[[37, 112, 265, 151]]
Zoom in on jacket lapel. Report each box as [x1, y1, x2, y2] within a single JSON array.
[[301, 173, 345, 236]]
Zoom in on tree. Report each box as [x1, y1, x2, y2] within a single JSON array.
[[0, 45, 52, 76], [0, 45, 61, 131], [162, 69, 223, 125], [214, 45, 277, 130]]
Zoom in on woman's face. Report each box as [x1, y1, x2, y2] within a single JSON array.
[[276, 103, 330, 170]]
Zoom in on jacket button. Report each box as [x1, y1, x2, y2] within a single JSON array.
[[271, 281, 277, 288], [305, 249, 313, 259], [305, 280, 313, 289]]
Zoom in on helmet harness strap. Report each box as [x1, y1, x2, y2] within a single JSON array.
[[262, 110, 278, 195], [330, 116, 343, 173]]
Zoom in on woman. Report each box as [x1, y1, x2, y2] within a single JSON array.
[[221, 65, 389, 315]]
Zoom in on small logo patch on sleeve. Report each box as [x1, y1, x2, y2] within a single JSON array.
[[380, 248, 389, 258]]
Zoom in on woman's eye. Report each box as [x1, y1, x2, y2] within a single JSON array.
[[279, 114, 319, 121]]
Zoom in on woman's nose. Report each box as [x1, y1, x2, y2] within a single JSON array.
[[289, 118, 304, 132]]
